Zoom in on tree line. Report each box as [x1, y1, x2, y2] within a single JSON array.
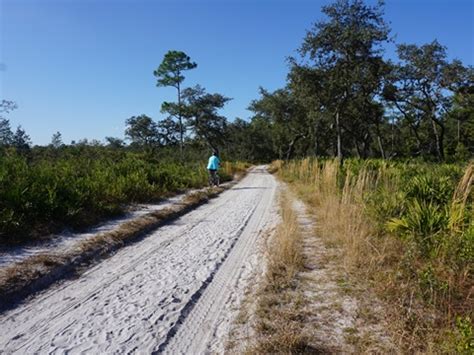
[[250, 0, 473, 162], [1, 0, 472, 162]]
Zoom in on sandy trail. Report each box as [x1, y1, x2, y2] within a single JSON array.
[[0, 166, 277, 354], [0, 193, 186, 268]]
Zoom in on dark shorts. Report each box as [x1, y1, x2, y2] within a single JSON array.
[[208, 169, 217, 176]]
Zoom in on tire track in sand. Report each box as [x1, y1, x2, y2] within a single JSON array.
[[160, 167, 277, 354], [0, 166, 278, 354]]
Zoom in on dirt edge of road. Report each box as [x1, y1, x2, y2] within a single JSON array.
[[0, 177, 243, 312], [227, 187, 396, 353]]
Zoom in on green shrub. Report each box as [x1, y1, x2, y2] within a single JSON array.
[[387, 200, 449, 254], [0, 148, 236, 243]]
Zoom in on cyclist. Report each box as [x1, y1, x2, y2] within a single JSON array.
[[207, 149, 220, 186]]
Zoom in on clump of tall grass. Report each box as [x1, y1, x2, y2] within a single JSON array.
[[266, 195, 304, 290], [277, 157, 473, 352], [221, 161, 251, 180], [248, 193, 311, 354]]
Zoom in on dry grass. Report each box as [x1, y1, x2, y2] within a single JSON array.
[[266, 160, 282, 175], [281, 160, 417, 349], [222, 161, 252, 181], [231, 166, 396, 353], [449, 163, 474, 232], [283, 160, 379, 273], [277, 158, 474, 353], [265, 197, 304, 289], [0, 177, 243, 310], [246, 193, 320, 354]]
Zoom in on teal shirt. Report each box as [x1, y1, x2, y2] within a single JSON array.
[[207, 155, 220, 170]]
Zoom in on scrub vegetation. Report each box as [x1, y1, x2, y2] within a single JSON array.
[[0, 146, 247, 244], [275, 158, 473, 352]]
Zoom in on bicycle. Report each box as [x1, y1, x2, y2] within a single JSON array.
[[208, 170, 220, 187]]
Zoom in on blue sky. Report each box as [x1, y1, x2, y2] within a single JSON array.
[[1, 0, 473, 145]]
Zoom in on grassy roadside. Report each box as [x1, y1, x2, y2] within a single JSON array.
[[274, 158, 473, 353], [237, 184, 394, 354], [244, 191, 315, 353]]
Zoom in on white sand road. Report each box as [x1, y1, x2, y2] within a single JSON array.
[[0, 166, 278, 354]]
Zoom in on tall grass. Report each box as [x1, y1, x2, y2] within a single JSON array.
[[0, 149, 247, 244], [249, 193, 310, 354], [277, 158, 473, 352]]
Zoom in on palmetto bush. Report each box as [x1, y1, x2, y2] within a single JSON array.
[[387, 200, 449, 253], [0, 150, 239, 243], [405, 175, 453, 205]]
